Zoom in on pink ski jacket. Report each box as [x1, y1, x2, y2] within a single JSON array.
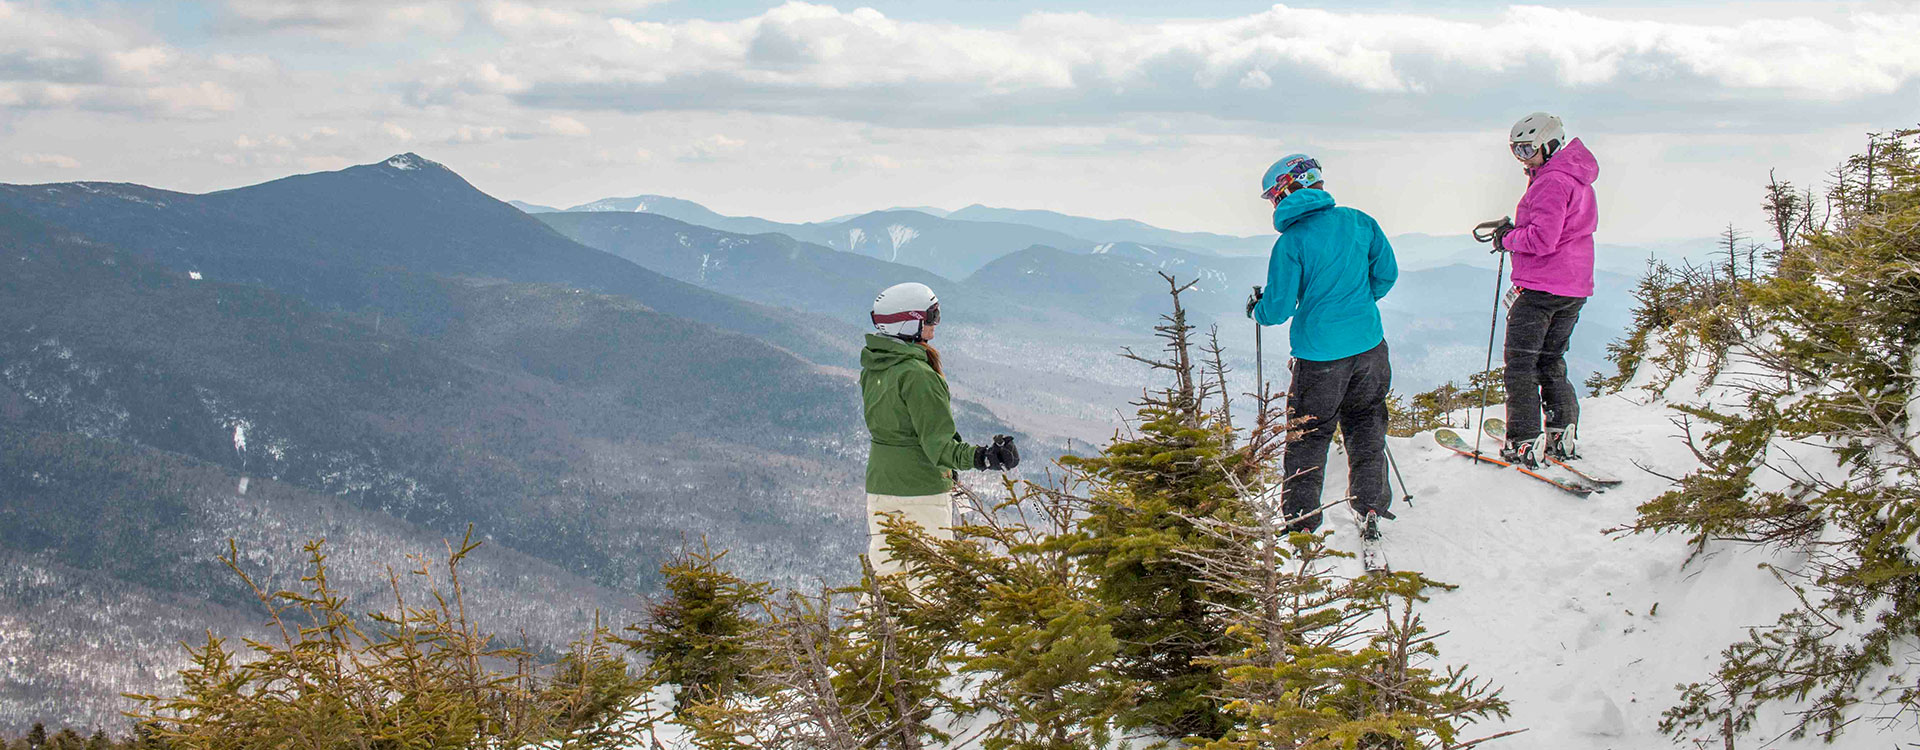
[[1506, 138, 1598, 298]]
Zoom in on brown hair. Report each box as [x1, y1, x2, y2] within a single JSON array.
[[918, 342, 944, 377]]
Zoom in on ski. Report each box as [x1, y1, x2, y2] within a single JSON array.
[[1482, 418, 1622, 486], [1356, 510, 1386, 573], [1433, 428, 1594, 497]]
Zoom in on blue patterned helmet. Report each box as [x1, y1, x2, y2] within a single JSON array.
[[1261, 153, 1323, 202]]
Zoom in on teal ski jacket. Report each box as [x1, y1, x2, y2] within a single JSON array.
[[1251, 188, 1398, 362]]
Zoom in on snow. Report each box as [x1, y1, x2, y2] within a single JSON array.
[[188, 271, 202, 280], [546, 341, 1911, 749], [1282, 345, 1905, 749], [385, 155, 418, 171], [886, 224, 919, 262], [1908, 341, 1919, 457], [847, 227, 866, 250]]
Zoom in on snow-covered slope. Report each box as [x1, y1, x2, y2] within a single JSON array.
[[565, 344, 1909, 750], [1302, 362, 1897, 749]]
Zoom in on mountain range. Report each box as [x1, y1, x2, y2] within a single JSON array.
[[0, 156, 1023, 730], [1, 152, 1666, 730], [538, 208, 1635, 400], [517, 192, 1721, 276]]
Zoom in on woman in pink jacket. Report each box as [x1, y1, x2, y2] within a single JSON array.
[[1493, 112, 1598, 467]]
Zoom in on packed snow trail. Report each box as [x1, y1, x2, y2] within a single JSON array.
[[1311, 387, 1893, 749]]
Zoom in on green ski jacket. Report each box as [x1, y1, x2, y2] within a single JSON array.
[[860, 334, 976, 495]]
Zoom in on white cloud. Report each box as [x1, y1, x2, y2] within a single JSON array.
[[216, 0, 466, 37], [448, 124, 511, 144], [0, 1, 1908, 244], [217, 0, 669, 37], [832, 153, 901, 171], [543, 115, 591, 137], [17, 152, 80, 169], [447, 2, 1920, 132], [147, 81, 242, 116], [676, 133, 746, 162], [592, 147, 654, 164], [0, 1, 266, 118]]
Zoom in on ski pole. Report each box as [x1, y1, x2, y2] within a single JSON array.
[[1470, 218, 1511, 458], [1384, 440, 1413, 505], [1251, 286, 1264, 397]]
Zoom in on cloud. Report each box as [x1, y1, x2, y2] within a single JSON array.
[[407, 2, 1920, 133], [216, 0, 670, 37], [17, 152, 80, 168], [0, 1, 264, 118], [447, 124, 512, 144], [832, 153, 900, 171], [543, 115, 591, 137], [381, 122, 415, 141], [676, 133, 745, 162], [216, 0, 466, 37], [592, 146, 654, 164]]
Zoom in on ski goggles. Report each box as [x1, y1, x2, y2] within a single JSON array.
[[1510, 141, 1541, 160], [1261, 158, 1322, 203], [871, 304, 940, 327]]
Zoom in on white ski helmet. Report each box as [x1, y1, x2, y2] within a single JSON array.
[[871, 282, 940, 341], [1509, 112, 1566, 160]]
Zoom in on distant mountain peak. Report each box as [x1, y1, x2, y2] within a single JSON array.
[[381, 153, 443, 172]]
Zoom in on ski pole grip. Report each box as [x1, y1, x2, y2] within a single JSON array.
[[1472, 217, 1512, 243]]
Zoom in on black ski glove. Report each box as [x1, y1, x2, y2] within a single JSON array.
[[1473, 217, 1514, 253], [1244, 286, 1263, 320], [972, 435, 1020, 471]]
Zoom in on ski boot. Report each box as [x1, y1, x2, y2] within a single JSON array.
[[1499, 436, 1542, 469], [1543, 426, 1579, 461], [1360, 511, 1381, 542]]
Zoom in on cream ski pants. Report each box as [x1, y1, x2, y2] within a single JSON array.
[[866, 492, 955, 577]]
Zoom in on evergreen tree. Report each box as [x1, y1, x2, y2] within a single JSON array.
[[130, 532, 662, 749], [882, 482, 1128, 750], [1609, 126, 1920, 744], [1464, 367, 1505, 411], [25, 724, 45, 750], [45, 732, 81, 750], [623, 540, 769, 715], [1063, 274, 1252, 739], [1180, 478, 1510, 749]]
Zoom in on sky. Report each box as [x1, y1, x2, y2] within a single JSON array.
[[2, 1, 1917, 242]]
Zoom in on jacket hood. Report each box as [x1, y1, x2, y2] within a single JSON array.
[[1539, 138, 1599, 186], [1273, 188, 1336, 232], [861, 333, 926, 372]]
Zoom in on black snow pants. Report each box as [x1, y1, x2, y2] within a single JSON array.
[[1282, 340, 1392, 532], [1503, 288, 1586, 443]]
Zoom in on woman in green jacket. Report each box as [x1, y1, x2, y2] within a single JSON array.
[[862, 282, 1018, 576]]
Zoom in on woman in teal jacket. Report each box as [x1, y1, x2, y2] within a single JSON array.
[[861, 282, 1017, 576], [1247, 154, 1399, 535]]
